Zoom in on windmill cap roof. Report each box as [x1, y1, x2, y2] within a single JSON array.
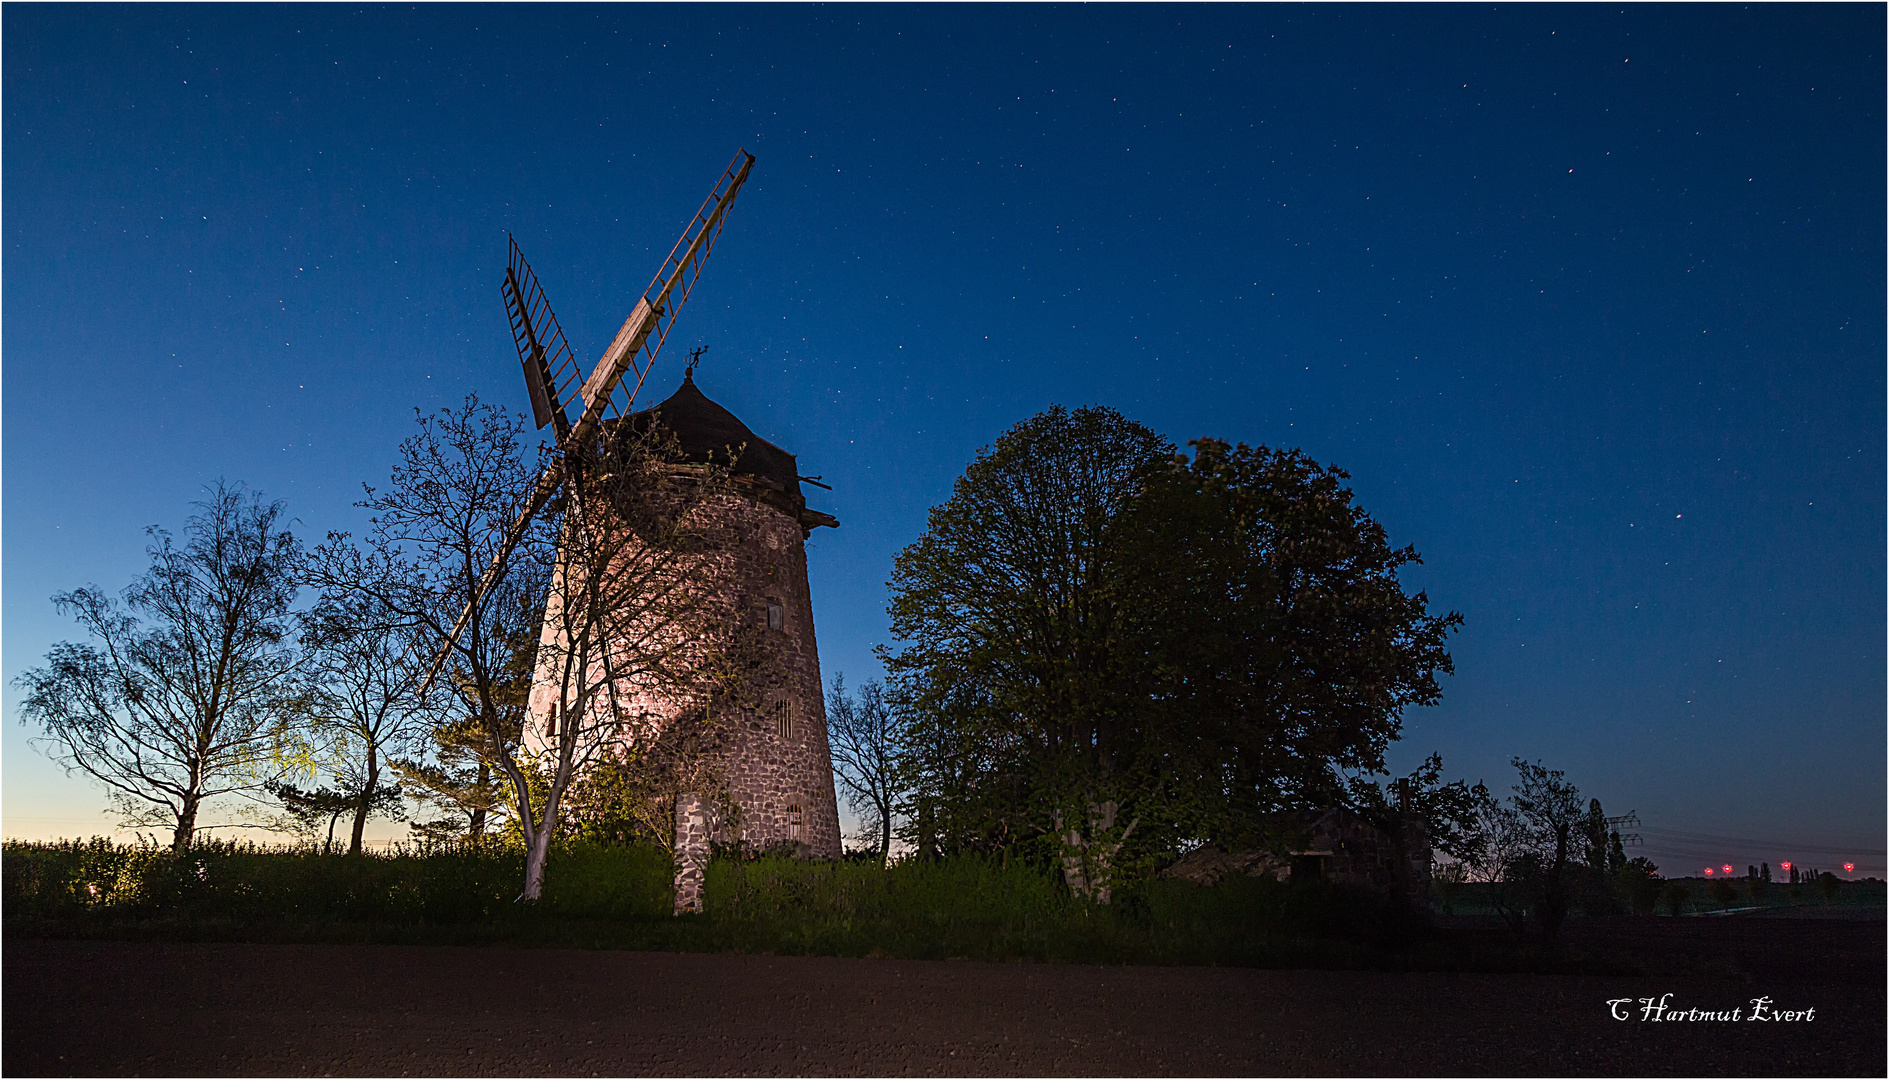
[[626, 372, 802, 496]]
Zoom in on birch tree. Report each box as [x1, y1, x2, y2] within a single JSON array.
[[15, 481, 306, 850], [302, 398, 549, 884]]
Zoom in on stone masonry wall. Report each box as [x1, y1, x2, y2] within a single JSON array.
[[526, 483, 842, 859], [706, 489, 842, 857]]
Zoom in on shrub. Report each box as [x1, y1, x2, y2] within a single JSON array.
[[1817, 872, 1842, 904], [5, 839, 1433, 967], [1660, 880, 1690, 917], [1624, 873, 1662, 916]]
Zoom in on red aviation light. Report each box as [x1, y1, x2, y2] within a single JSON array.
[[1844, 862, 1855, 873], [1703, 867, 1714, 876], [1722, 864, 1734, 875], [1780, 861, 1792, 872]]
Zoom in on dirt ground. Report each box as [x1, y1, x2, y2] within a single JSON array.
[[5, 915, 1882, 1076]]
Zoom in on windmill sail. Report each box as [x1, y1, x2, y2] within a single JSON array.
[[418, 149, 757, 694], [573, 148, 755, 434], [502, 238, 581, 439]]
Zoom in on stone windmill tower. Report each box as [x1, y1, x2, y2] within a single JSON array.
[[437, 150, 844, 907], [623, 369, 844, 865]]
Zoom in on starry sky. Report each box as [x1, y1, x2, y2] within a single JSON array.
[[5, 4, 1882, 874]]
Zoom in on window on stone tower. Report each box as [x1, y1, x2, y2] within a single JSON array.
[[787, 803, 803, 841], [775, 699, 796, 741], [766, 598, 784, 632]]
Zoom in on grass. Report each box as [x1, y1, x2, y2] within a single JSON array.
[[13, 838, 1871, 970], [5, 837, 1432, 966]]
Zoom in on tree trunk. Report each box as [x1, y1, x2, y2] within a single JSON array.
[[1055, 801, 1137, 905], [877, 800, 893, 868], [172, 795, 200, 852], [1542, 829, 1571, 939], [1055, 810, 1091, 899], [521, 826, 551, 902], [349, 747, 377, 856], [673, 793, 712, 915], [470, 760, 490, 839]]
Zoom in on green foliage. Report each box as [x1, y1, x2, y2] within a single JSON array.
[[1660, 880, 1690, 917], [703, 855, 1424, 963], [1120, 438, 1462, 841], [5, 840, 1422, 966], [882, 406, 1461, 871], [2, 838, 669, 924], [885, 405, 1177, 859]]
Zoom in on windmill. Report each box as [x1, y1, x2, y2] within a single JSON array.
[[424, 148, 756, 684]]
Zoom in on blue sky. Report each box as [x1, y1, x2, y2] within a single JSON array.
[[5, 4, 1882, 873]]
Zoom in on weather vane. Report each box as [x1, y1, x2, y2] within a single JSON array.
[[686, 345, 709, 378]]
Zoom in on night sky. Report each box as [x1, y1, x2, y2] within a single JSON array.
[[5, 4, 1882, 875]]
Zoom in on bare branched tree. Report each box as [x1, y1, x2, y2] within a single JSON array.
[[306, 398, 754, 900], [518, 422, 755, 896], [15, 481, 307, 850], [301, 398, 551, 879], [294, 593, 433, 854], [826, 674, 903, 864]]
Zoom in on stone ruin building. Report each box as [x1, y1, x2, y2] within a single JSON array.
[[526, 372, 843, 908], [1162, 806, 1432, 901]]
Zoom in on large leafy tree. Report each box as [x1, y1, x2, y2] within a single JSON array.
[[883, 407, 1460, 894], [15, 481, 307, 850], [884, 405, 1173, 883], [1120, 438, 1463, 843]]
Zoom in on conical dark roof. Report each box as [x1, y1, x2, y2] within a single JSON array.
[[628, 372, 803, 497]]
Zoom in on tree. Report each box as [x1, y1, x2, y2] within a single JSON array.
[[1748, 870, 1769, 906], [291, 593, 431, 854], [882, 406, 1461, 902], [884, 405, 1175, 897], [306, 398, 753, 899], [1661, 879, 1690, 917], [16, 482, 306, 851], [1507, 758, 1585, 937], [1345, 752, 1492, 906], [1817, 870, 1842, 904], [393, 715, 510, 844], [826, 674, 904, 864], [302, 399, 553, 889], [1118, 438, 1462, 843], [1452, 786, 1536, 931], [264, 778, 404, 853], [1345, 752, 1492, 864], [518, 417, 756, 895], [1450, 757, 1591, 937]]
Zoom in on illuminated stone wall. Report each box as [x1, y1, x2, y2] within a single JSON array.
[[527, 482, 843, 860]]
